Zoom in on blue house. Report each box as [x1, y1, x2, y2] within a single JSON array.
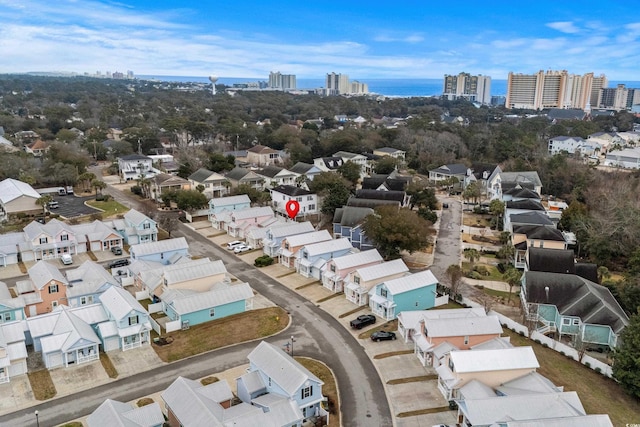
[[65, 261, 119, 307], [97, 286, 151, 352], [129, 237, 189, 265], [369, 269, 439, 320], [237, 341, 328, 424], [295, 238, 354, 279], [262, 221, 315, 257], [208, 194, 251, 215], [0, 282, 25, 323], [109, 209, 158, 245], [161, 282, 254, 328], [332, 206, 375, 250]]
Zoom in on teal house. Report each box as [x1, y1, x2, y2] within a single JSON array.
[[0, 283, 25, 323], [521, 271, 629, 349], [161, 282, 254, 328], [369, 269, 439, 320]]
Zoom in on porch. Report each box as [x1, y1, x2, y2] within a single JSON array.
[[345, 283, 368, 306], [369, 294, 396, 320]]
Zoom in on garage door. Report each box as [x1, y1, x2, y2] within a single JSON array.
[[103, 337, 120, 352], [8, 360, 27, 377], [46, 352, 64, 369]]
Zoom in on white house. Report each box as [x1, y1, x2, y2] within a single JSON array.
[[295, 238, 354, 279], [270, 185, 318, 218], [118, 154, 154, 181], [0, 178, 41, 221]]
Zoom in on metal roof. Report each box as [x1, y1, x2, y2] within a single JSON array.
[[450, 346, 539, 373], [355, 259, 409, 282], [381, 269, 438, 295]]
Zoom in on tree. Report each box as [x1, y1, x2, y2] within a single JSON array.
[[337, 161, 361, 186], [503, 267, 522, 303], [613, 313, 640, 399], [208, 152, 235, 172], [91, 179, 107, 199], [175, 190, 208, 212], [488, 199, 505, 217], [321, 184, 351, 216], [36, 194, 53, 217], [463, 181, 481, 205], [233, 184, 270, 205], [374, 157, 399, 174], [363, 205, 433, 259], [157, 214, 180, 238], [78, 172, 96, 192], [445, 264, 463, 300]]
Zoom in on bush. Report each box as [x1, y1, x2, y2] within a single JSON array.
[[496, 263, 506, 273], [254, 255, 274, 267], [474, 265, 490, 276], [137, 397, 154, 407], [595, 367, 602, 374], [131, 185, 143, 196], [467, 271, 483, 280]]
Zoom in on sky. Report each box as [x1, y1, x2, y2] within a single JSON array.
[[1, 0, 639, 81]]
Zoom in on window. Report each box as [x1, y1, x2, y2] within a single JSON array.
[[572, 319, 580, 325], [354, 276, 360, 285], [39, 237, 48, 244], [464, 335, 469, 345], [61, 234, 69, 241], [80, 297, 87, 305], [562, 318, 571, 325], [307, 196, 313, 201], [301, 385, 313, 399], [128, 315, 139, 325], [284, 243, 289, 250], [1, 313, 10, 322], [380, 289, 388, 298], [49, 284, 58, 294], [209, 308, 215, 317], [330, 265, 336, 272], [143, 223, 150, 229], [309, 204, 315, 210], [297, 197, 302, 202]]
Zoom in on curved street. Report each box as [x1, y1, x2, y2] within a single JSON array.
[[0, 178, 392, 426]]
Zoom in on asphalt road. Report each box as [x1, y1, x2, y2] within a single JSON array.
[[0, 182, 393, 426], [431, 195, 463, 280], [50, 194, 101, 218]]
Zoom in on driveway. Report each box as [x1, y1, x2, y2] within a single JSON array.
[[431, 194, 463, 281]]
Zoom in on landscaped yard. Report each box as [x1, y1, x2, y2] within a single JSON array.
[[296, 357, 340, 427], [86, 199, 129, 218], [503, 329, 640, 426], [152, 307, 289, 362], [27, 369, 56, 400]]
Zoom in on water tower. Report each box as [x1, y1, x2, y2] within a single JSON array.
[[209, 75, 218, 95]]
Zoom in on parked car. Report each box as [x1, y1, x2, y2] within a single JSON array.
[[442, 203, 449, 209], [350, 314, 376, 329], [108, 259, 130, 269], [110, 246, 123, 255], [48, 200, 59, 209], [234, 244, 253, 254], [60, 254, 73, 265], [226, 240, 244, 250], [370, 330, 396, 341]]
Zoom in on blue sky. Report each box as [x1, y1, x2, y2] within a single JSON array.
[[1, 0, 639, 80]]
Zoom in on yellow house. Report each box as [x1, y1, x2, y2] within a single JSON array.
[[344, 258, 409, 306]]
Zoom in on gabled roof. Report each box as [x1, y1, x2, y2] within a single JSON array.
[[266, 221, 315, 239], [99, 286, 147, 322], [374, 147, 404, 154], [329, 249, 383, 270], [509, 211, 554, 226], [0, 178, 40, 203], [284, 230, 332, 248], [86, 399, 165, 427], [162, 376, 225, 426], [163, 282, 253, 315], [65, 260, 119, 298], [28, 260, 67, 290], [379, 269, 438, 295], [164, 259, 227, 285], [36, 306, 101, 353], [255, 165, 286, 178], [209, 194, 251, 208], [548, 108, 587, 121], [333, 151, 366, 160], [499, 171, 542, 187], [189, 168, 226, 183], [333, 206, 374, 227], [299, 237, 352, 256], [247, 341, 323, 396], [355, 189, 405, 202], [503, 186, 541, 199], [230, 206, 274, 221], [497, 371, 563, 396], [123, 209, 154, 227], [450, 346, 539, 373], [523, 271, 629, 333], [130, 237, 188, 257], [429, 163, 468, 175], [504, 415, 613, 427], [425, 315, 502, 338], [24, 218, 76, 241], [512, 225, 565, 242], [270, 185, 314, 197], [119, 154, 152, 161], [154, 173, 189, 186], [355, 259, 409, 282], [225, 167, 256, 181], [527, 248, 575, 274], [288, 162, 316, 175], [248, 144, 278, 154], [315, 157, 344, 169], [506, 199, 545, 211]]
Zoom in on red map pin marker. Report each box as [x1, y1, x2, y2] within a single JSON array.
[[285, 200, 300, 219]]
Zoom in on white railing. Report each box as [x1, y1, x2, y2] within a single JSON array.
[[78, 353, 99, 364], [0, 375, 9, 384], [123, 340, 143, 351]]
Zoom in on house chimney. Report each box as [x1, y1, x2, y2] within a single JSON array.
[[544, 286, 549, 302]]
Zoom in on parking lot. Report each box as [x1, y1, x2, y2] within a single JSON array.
[[48, 194, 101, 218]]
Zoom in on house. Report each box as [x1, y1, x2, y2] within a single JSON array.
[[321, 249, 383, 293], [86, 399, 165, 427], [501, 185, 541, 202], [17, 260, 69, 317], [244, 218, 287, 249], [526, 247, 574, 273], [512, 226, 568, 269], [398, 308, 502, 367], [0, 178, 41, 221], [262, 221, 315, 257], [270, 185, 318, 218], [521, 271, 629, 348], [0, 282, 26, 323], [507, 211, 555, 233], [313, 157, 344, 172], [437, 346, 539, 400], [24, 139, 49, 157], [353, 189, 410, 207], [225, 206, 275, 238], [161, 281, 254, 328], [333, 151, 368, 176], [0, 321, 28, 382], [428, 163, 468, 184], [368, 269, 439, 320], [548, 108, 587, 121], [65, 261, 120, 307], [373, 147, 406, 162], [129, 237, 190, 265], [136, 258, 228, 298], [288, 162, 322, 181], [255, 165, 298, 189], [20, 218, 83, 262], [548, 136, 601, 157], [488, 171, 543, 201], [279, 230, 333, 268], [151, 173, 191, 202], [118, 154, 154, 181], [465, 164, 500, 195], [603, 147, 640, 169], [345, 259, 409, 306], [0, 232, 25, 267], [97, 286, 151, 352], [208, 194, 251, 216], [188, 168, 230, 199], [237, 341, 328, 424], [72, 220, 124, 253], [295, 238, 353, 279], [332, 206, 375, 250], [108, 209, 158, 245], [224, 167, 265, 190], [503, 199, 547, 231], [361, 173, 410, 192], [26, 305, 101, 368], [149, 154, 179, 175], [247, 144, 281, 166]]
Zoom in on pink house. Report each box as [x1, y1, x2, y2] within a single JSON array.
[[321, 249, 383, 293], [225, 207, 275, 238]]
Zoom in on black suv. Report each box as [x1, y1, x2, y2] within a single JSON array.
[[108, 259, 130, 269], [350, 314, 376, 329], [111, 246, 123, 255]]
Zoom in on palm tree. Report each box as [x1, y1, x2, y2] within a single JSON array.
[[463, 248, 480, 270], [503, 267, 522, 303], [36, 194, 53, 218], [91, 179, 107, 199], [79, 172, 96, 193]]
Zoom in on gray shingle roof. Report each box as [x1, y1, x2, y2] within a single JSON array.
[[527, 248, 575, 274], [506, 199, 545, 211], [355, 189, 405, 202], [430, 163, 468, 176], [333, 206, 374, 227], [270, 185, 313, 197]]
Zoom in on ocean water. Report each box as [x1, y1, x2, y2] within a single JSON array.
[[138, 75, 640, 98]]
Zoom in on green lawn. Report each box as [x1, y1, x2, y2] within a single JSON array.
[[86, 199, 129, 218]]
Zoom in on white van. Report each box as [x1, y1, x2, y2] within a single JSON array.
[[48, 201, 59, 209], [60, 254, 73, 265], [226, 240, 244, 250]]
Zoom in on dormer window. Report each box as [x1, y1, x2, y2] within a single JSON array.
[[39, 237, 48, 244], [61, 234, 69, 241]]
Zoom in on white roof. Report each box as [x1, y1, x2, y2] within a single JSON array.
[[355, 258, 409, 282], [450, 346, 539, 373], [425, 316, 502, 338], [504, 414, 613, 427], [247, 341, 323, 396], [99, 286, 147, 322], [161, 376, 224, 426], [130, 237, 188, 257], [284, 230, 332, 248], [0, 321, 25, 345], [471, 336, 513, 350], [164, 259, 227, 285], [0, 178, 40, 203], [299, 237, 352, 257], [28, 260, 67, 290], [420, 307, 487, 320], [36, 306, 101, 353], [230, 206, 274, 221], [66, 261, 119, 298], [267, 221, 315, 239], [86, 399, 166, 427], [210, 194, 251, 207], [330, 249, 382, 270], [164, 283, 253, 315], [382, 269, 438, 295]]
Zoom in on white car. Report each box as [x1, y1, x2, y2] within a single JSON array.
[[60, 254, 73, 265], [234, 244, 252, 254], [226, 240, 244, 250]]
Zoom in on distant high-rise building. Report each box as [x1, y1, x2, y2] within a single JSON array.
[[442, 73, 492, 104], [350, 81, 369, 95], [505, 70, 607, 110], [599, 84, 640, 110], [268, 71, 297, 90], [326, 72, 350, 95]]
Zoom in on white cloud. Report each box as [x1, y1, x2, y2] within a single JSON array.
[[374, 33, 424, 43], [546, 21, 581, 34]]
